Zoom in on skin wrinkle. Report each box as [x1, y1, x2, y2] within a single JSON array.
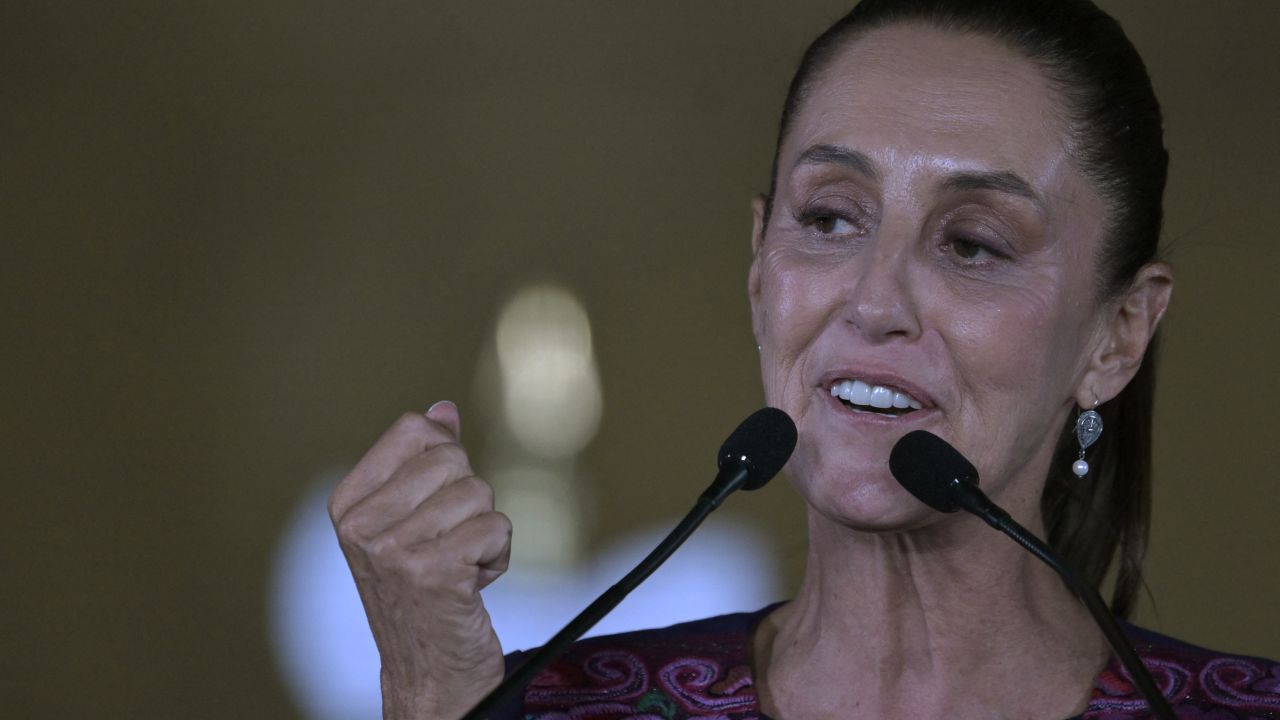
[[755, 24, 1103, 533], [939, 171, 1040, 205], [795, 144, 882, 182], [743, 24, 1167, 720]]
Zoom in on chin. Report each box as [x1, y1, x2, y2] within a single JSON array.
[[789, 451, 940, 533]]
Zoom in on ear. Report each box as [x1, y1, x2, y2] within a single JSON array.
[[748, 194, 769, 343], [1078, 262, 1174, 406]]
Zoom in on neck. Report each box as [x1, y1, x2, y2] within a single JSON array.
[[756, 509, 1110, 720]]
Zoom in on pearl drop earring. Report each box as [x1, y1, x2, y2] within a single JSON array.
[[1072, 403, 1104, 477]]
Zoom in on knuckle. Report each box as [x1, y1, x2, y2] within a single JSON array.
[[334, 512, 366, 545], [365, 532, 403, 563], [327, 470, 363, 522], [429, 441, 471, 470], [458, 475, 495, 506], [409, 543, 448, 581], [478, 511, 513, 546], [326, 490, 343, 524], [393, 411, 431, 436], [491, 511, 513, 537]]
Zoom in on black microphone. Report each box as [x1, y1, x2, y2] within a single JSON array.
[[889, 430, 1175, 720], [462, 407, 797, 720]]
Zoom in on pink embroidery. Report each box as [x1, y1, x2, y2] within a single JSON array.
[[1201, 657, 1280, 709], [527, 650, 650, 707], [512, 608, 1280, 719], [658, 657, 757, 714], [529, 708, 665, 720], [1086, 655, 1192, 712]]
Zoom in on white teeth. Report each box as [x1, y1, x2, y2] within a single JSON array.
[[869, 386, 893, 408], [850, 379, 871, 405], [830, 378, 923, 412]]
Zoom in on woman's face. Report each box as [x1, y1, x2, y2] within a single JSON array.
[[750, 24, 1112, 531]]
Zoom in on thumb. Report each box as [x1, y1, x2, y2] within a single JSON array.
[[425, 400, 462, 440]]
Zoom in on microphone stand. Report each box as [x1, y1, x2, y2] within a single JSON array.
[[460, 463, 750, 720], [953, 486, 1176, 720]]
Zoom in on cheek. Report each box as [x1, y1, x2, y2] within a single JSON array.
[[942, 269, 1075, 389], [935, 269, 1092, 486], [755, 250, 846, 399], [759, 252, 833, 335]]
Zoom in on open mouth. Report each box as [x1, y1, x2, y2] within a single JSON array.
[[829, 378, 923, 418]]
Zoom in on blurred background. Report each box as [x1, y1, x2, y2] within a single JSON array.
[[4, 1, 1278, 717]]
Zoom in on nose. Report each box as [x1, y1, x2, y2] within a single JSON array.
[[845, 233, 921, 342]]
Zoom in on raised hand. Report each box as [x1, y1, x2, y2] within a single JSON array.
[[330, 401, 511, 720]]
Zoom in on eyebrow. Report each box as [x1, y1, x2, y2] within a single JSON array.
[[793, 144, 880, 181], [940, 170, 1043, 209], [794, 143, 1045, 212]]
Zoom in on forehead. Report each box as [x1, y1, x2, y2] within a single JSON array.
[[782, 24, 1078, 192]]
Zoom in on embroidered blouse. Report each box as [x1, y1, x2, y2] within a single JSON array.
[[500, 605, 1280, 719]]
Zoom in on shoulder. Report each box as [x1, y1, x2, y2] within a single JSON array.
[[504, 605, 777, 720], [1085, 623, 1280, 719]]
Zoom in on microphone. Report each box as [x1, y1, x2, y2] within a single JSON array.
[[889, 430, 1175, 720], [711, 405, 798, 496], [462, 407, 797, 720]]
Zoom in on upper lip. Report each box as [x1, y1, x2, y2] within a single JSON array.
[[818, 368, 936, 409]]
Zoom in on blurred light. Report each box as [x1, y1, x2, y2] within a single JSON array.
[[495, 284, 602, 459], [269, 476, 380, 720], [269, 283, 774, 719], [486, 515, 782, 652], [490, 463, 584, 568]]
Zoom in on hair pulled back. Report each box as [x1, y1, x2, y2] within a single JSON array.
[[767, 0, 1167, 618]]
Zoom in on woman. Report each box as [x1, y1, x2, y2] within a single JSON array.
[[329, 1, 1280, 718]]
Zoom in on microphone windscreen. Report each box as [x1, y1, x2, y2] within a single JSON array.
[[888, 430, 978, 513], [718, 407, 797, 491]]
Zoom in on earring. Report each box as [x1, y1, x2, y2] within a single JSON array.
[[1072, 404, 1104, 477]]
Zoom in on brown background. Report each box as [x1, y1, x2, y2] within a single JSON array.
[[4, 1, 1277, 717]]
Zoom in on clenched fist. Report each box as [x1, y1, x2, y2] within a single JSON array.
[[330, 401, 512, 720]]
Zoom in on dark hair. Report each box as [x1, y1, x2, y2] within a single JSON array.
[[766, 0, 1167, 618]]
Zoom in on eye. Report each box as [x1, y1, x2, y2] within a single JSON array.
[[937, 210, 1015, 266], [939, 222, 1010, 264], [795, 200, 870, 240], [812, 214, 856, 235], [948, 236, 991, 260]]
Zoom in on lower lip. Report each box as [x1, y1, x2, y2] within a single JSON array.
[[821, 390, 934, 425]]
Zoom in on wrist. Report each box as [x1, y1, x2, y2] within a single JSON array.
[[380, 670, 444, 720]]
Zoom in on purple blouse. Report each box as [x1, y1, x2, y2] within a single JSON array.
[[501, 605, 1280, 719]]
